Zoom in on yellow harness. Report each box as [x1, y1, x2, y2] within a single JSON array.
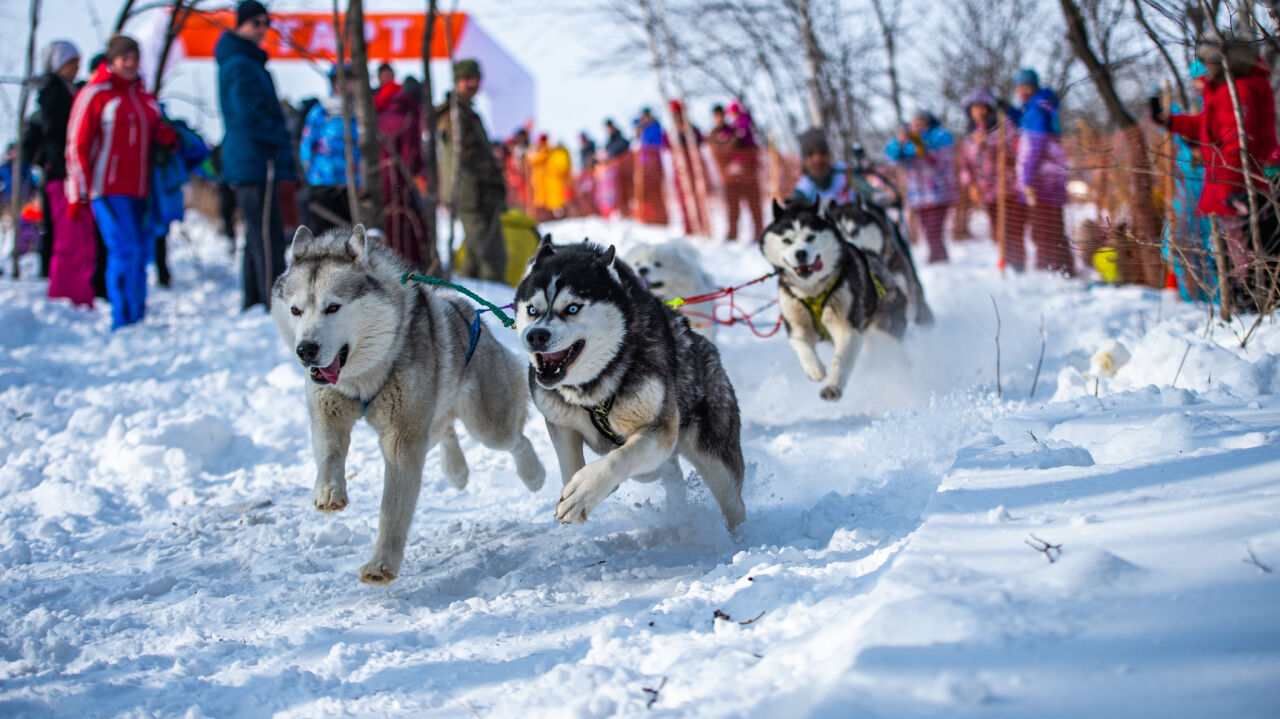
[[797, 269, 885, 341]]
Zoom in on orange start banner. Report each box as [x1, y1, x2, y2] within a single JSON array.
[[178, 11, 469, 62]]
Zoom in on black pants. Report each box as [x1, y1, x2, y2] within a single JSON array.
[[218, 181, 238, 251], [234, 183, 286, 310]]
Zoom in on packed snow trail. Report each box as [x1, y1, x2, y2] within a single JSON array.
[[0, 215, 1277, 718]]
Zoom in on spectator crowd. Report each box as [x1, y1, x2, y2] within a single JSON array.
[[4, 1, 1276, 330]]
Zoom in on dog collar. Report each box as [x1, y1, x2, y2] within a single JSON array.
[[587, 397, 626, 447]]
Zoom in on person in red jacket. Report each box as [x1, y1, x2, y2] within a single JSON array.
[[1159, 38, 1278, 289], [66, 35, 175, 329]]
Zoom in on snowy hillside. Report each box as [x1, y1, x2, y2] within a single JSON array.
[[1, 214, 1278, 718]]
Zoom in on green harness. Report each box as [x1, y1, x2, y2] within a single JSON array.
[[587, 397, 626, 446]]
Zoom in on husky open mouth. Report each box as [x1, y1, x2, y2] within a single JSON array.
[[534, 340, 585, 385], [792, 255, 824, 279], [309, 345, 350, 385]]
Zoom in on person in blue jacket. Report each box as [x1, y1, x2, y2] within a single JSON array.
[[216, 0, 297, 310], [300, 65, 359, 237]]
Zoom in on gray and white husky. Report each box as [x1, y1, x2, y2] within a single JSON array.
[[514, 239, 746, 529], [760, 199, 909, 401], [826, 198, 933, 325], [271, 224, 545, 584]]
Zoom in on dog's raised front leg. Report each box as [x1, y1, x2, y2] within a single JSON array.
[[360, 429, 430, 585], [790, 335, 827, 382], [557, 417, 677, 524], [308, 389, 362, 512], [545, 420, 586, 487], [821, 321, 863, 401]]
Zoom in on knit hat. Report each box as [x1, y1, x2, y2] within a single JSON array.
[[1188, 59, 1207, 79], [963, 87, 997, 111], [453, 58, 481, 80], [105, 34, 140, 62], [236, 0, 269, 28], [798, 128, 830, 157], [1015, 68, 1040, 89], [668, 99, 684, 116], [43, 40, 80, 74]]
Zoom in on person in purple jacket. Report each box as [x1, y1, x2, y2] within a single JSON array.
[[1014, 69, 1075, 275]]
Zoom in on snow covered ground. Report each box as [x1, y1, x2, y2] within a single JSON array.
[[1, 213, 1278, 718]]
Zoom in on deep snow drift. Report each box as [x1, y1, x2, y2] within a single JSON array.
[[1, 214, 1278, 718]]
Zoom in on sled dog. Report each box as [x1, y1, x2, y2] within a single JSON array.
[[759, 199, 909, 401], [272, 224, 545, 584], [514, 239, 745, 528], [624, 238, 719, 341], [826, 198, 933, 325]]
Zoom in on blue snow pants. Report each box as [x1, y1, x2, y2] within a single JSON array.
[[91, 196, 148, 329]]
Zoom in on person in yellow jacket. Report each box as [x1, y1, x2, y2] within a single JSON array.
[[528, 134, 550, 220], [544, 141, 573, 217]]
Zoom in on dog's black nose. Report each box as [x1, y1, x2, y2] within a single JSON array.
[[296, 340, 320, 364], [795, 249, 808, 262], [637, 266, 649, 276], [526, 328, 551, 349]]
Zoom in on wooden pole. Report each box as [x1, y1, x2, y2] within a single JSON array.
[[420, 0, 442, 277], [443, 6, 461, 272], [995, 117, 1008, 271], [9, 0, 41, 279]]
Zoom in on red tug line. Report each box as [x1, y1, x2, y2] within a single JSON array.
[[664, 272, 784, 338]]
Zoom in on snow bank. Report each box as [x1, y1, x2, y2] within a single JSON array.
[[0, 214, 1277, 717]]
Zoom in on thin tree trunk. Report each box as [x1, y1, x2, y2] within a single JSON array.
[[870, 0, 905, 127], [347, 0, 382, 228], [656, 0, 710, 235], [1062, 0, 1162, 287], [9, 0, 41, 279], [113, 0, 136, 33], [1219, 40, 1268, 303], [332, 0, 360, 224], [154, 0, 196, 95], [420, 0, 442, 277], [796, 0, 826, 129], [1131, 0, 1190, 109]]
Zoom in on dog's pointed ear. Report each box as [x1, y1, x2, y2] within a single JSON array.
[[347, 223, 371, 264], [816, 196, 832, 220], [290, 225, 314, 261], [771, 198, 785, 220], [601, 244, 617, 266], [531, 234, 556, 270]]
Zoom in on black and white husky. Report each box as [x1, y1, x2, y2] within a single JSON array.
[[826, 198, 933, 325], [514, 239, 746, 529], [760, 199, 909, 401]]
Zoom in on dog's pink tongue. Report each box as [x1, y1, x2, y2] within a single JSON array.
[[811, 256, 824, 273], [540, 348, 570, 364], [317, 355, 342, 384]]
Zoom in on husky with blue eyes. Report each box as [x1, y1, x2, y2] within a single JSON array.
[[759, 199, 909, 401], [514, 238, 746, 529]]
